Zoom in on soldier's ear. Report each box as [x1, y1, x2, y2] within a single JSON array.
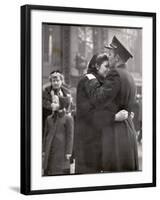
[[114, 54, 118, 61], [95, 63, 100, 70]]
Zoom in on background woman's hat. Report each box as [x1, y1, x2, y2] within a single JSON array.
[[105, 36, 133, 62]]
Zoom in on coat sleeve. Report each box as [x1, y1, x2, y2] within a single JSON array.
[[65, 115, 74, 155], [84, 70, 121, 107], [42, 88, 52, 110], [42, 117, 49, 153]]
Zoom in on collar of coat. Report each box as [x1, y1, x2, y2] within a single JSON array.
[[51, 108, 66, 118], [117, 63, 126, 69], [44, 84, 71, 97]]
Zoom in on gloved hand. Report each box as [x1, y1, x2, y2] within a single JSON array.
[[115, 109, 128, 121]]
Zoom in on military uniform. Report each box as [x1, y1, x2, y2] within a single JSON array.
[[87, 65, 139, 172], [93, 35, 139, 171]]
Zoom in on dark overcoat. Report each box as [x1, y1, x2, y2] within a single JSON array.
[[42, 85, 71, 137], [43, 112, 74, 175], [74, 74, 115, 174], [88, 64, 139, 172]]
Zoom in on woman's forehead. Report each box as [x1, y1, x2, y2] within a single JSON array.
[[51, 76, 61, 81], [50, 72, 63, 80]]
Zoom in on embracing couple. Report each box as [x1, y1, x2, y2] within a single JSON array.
[[74, 36, 139, 174]]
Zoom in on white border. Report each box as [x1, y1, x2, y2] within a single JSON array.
[[31, 9, 153, 190]]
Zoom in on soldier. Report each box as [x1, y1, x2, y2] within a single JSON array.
[[86, 36, 139, 172]]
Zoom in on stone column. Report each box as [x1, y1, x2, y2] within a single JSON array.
[[61, 26, 71, 85]]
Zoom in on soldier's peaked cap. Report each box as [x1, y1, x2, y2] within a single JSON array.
[[105, 36, 133, 62]]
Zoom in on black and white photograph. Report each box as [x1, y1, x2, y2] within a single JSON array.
[[1, 0, 160, 199], [42, 24, 142, 176], [20, 5, 156, 195]]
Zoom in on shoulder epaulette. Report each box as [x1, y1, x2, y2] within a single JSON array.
[[85, 73, 96, 80]]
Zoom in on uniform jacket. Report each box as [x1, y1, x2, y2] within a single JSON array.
[[86, 64, 139, 171]]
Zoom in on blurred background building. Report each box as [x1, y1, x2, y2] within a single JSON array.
[[42, 24, 142, 105]]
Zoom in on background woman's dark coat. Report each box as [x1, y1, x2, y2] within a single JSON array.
[[42, 85, 71, 138], [43, 112, 74, 175]]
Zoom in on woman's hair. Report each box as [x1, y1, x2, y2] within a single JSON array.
[[49, 70, 65, 83], [87, 53, 108, 74]]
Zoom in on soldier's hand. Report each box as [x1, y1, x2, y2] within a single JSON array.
[[130, 112, 135, 119], [115, 109, 128, 121], [65, 154, 72, 160]]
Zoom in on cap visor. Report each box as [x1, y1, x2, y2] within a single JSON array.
[[104, 46, 113, 49]]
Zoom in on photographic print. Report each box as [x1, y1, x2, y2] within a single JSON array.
[[42, 24, 142, 176], [21, 5, 156, 195]]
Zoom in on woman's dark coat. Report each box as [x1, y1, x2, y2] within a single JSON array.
[[43, 112, 74, 175], [74, 74, 115, 174], [42, 85, 74, 175]]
